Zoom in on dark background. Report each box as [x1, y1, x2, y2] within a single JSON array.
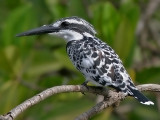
[[0, 0, 160, 120]]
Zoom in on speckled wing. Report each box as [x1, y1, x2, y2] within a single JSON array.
[[87, 41, 125, 87], [66, 37, 124, 87], [67, 37, 154, 105]]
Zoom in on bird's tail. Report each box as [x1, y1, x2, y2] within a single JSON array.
[[127, 85, 154, 105]]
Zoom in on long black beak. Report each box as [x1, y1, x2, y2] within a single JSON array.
[[16, 25, 59, 37]]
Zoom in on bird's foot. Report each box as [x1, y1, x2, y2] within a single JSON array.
[[81, 81, 89, 95], [81, 81, 89, 89]]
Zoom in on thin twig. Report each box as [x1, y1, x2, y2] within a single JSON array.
[[75, 91, 125, 120]]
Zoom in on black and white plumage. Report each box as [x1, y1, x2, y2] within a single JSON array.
[[16, 16, 154, 105]]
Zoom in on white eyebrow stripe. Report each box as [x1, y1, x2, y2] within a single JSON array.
[[65, 19, 96, 34], [65, 19, 84, 25], [53, 21, 61, 27], [83, 32, 94, 38]]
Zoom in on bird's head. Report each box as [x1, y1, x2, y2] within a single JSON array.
[[16, 16, 96, 42]]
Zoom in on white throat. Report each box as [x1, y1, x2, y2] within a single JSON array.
[[49, 30, 83, 42]]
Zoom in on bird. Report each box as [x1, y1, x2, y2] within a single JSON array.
[[16, 16, 154, 105]]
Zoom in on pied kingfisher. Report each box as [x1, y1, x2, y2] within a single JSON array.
[[16, 16, 154, 105]]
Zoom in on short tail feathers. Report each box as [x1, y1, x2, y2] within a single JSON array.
[[127, 85, 154, 105]]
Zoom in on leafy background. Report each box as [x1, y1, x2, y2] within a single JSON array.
[[0, 0, 160, 120]]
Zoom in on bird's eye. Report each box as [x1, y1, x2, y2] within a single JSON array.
[[61, 21, 70, 27]]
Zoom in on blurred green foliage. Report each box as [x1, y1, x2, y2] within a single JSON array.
[[0, 0, 160, 120]]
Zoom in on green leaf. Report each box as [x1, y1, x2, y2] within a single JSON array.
[[136, 67, 160, 83], [68, 0, 87, 18], [46, 0, 68, 19], [113, 18, 136, 66], [1, 4, 37, 51], [113, 2, 140, 67], [0, 81, 19, 113], [0, 46, 21, 76], [92, 2, 120, 46]]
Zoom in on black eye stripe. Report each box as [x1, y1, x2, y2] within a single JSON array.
[[61, 21, 70, 27], [70, 24, 94, 35], [60, 22, 94, 35]]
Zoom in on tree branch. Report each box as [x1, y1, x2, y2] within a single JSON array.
[[0, 84, 160, 120], [75, 91, 125, 120], [75, 84, 160, 120]]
